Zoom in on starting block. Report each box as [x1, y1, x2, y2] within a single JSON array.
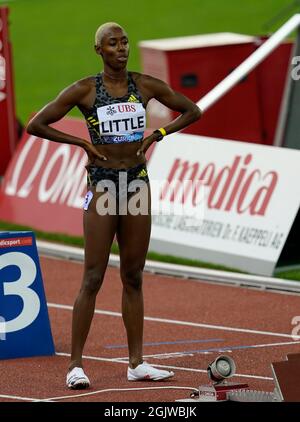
[[198, 381, 249, 401], [0, 231, 55, 359], [176, 380, 282, 402], [176, 381, 250, 402], [175, 353, 294, 402]]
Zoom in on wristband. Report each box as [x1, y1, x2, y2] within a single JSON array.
[[158, 127, 167, 137], [153, 127, 167, 142]]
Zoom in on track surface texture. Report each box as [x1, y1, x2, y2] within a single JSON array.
[[1, 255, 300, 402]]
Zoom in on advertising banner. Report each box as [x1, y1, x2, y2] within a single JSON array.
[[0, 7, 17, 175], [1, 119, 300, 275], [147, 133, 300, 275], [0, 117, 154, 236], [0, 118, 89, 236]]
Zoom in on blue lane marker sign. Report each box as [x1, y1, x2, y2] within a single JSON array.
[[0, 231, 55, 359]]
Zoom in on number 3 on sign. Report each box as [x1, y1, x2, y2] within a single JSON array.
[[0, 252, 40, 332]]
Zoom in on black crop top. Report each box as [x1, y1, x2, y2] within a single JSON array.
[[81, 72, 146, 145]]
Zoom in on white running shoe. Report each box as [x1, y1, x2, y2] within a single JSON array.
[[66, 367, 90, 389], [127, 362, 174, 381]]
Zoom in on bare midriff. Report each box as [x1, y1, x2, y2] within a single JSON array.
[[92, 140, 147, 169]]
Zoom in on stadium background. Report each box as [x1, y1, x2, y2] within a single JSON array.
[[1, 0, 300, 404], [5, 0, 295, 123], [1, 0, 299, 280]]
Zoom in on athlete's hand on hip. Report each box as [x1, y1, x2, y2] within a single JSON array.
[[136, 134, 157, 156], [83, 141, 108, 166]]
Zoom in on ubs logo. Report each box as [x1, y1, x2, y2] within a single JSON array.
[[106, 106, 117, 116]]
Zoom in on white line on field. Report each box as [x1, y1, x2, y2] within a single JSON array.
[[0, 394, 44, 402], [115, 340, 300, 359], [55, 352, 273, 381], [37, 386, 198, 402], [48, 302, 300, 339]]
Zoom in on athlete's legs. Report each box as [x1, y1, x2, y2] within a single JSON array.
[[116, 183, 151, 369], [69, 189, 118, 371]]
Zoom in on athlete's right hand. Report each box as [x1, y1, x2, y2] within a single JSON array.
[[83, 141, 107, 166]]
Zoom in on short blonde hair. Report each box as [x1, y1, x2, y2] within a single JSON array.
[[95, 22, 124, 46]]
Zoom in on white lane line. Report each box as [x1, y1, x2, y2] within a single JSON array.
[[56, 351, 124, 364], [55, 352, 273, 381], [0, 394, 43, 402], [37, 386, 198, 402], [48, 302, 300, 339], [125, 340, 300, 359]]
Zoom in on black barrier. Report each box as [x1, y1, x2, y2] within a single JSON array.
[[277, 207, 300, 266]]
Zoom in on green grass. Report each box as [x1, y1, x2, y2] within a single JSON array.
[[2, 0, 295, 124], [0, 219, 243, 273], [275, 269, 300, 281], [2, 219, 300, 280]]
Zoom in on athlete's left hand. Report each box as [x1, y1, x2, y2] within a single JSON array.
[[136, 134, 158, 156]]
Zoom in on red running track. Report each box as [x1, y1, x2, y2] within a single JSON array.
[[1, 255, 300, 402]]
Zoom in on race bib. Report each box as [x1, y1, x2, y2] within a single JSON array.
[[97, 102, 146, 136], [83, 190, 93, 210]]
